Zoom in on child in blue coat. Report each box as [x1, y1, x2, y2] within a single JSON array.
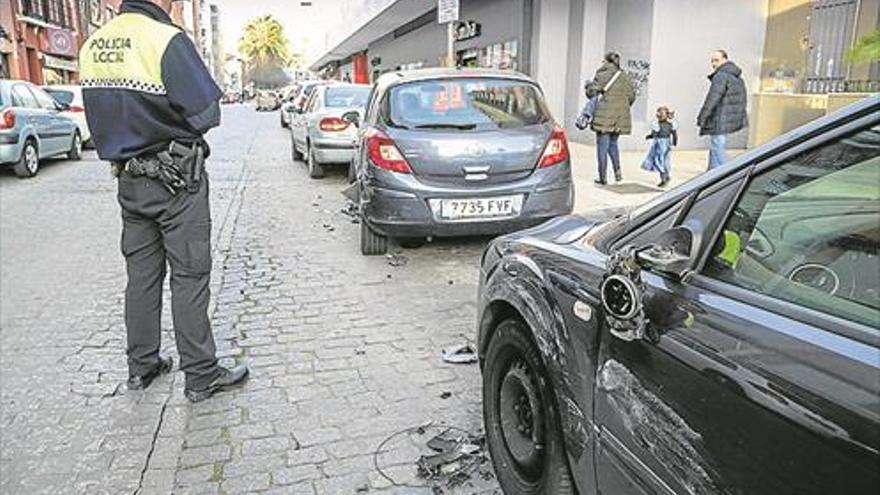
[[641, 106, 678, 187]]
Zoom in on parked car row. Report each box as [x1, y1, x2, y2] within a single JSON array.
[[0, 79, 83, 178], [278, 74, 880, 494]]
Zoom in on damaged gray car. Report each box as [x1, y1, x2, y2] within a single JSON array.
[[477, 95, 880, 494]]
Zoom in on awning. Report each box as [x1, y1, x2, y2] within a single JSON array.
[[43, 54, 78, 72], [309, 0, 434, 71]]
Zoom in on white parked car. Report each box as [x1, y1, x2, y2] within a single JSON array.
[[43, 85, 92, 147]]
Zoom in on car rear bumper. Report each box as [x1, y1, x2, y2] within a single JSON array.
[[364, 167, 574, 238], [0, 142, 23, 165], [312, 136, 356, 164]]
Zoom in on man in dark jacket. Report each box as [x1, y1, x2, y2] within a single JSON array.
[[80, 0, 248, 402], [697, 50, 748, 169]]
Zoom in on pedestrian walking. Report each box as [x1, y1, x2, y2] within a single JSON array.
[[641, 106, 678, 187], [697, 49, 748, 169], [79, 0, 248, 402], [584, 52, 636, 185]]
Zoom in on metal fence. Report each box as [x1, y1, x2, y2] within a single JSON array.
[[803, 77, 880, 94]]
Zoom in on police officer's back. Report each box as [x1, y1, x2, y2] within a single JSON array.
[[80, 0, 247, 402]]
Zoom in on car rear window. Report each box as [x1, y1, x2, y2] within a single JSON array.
[[386, 78, 552, 130], [44, 89, 74, 105], [324, 86, 369, 108]]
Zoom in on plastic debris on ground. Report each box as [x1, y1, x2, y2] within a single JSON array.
[[373, 423, 496, 494], [441, 343, 478, 365], [387, 252, 409, 267]]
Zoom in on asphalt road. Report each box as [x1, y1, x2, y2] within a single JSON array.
[[0, 104, 501, 494]]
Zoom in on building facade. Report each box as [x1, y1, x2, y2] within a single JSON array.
[[313, 0, 879, 149], [1, 0, 122, 84]]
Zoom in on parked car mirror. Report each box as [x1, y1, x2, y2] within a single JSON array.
[[55, 101, 70, 111], [341, 111, 360, 127], [635, 222, 703, 280]]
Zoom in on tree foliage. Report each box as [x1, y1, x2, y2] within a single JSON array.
[[238, 15, 291, 67], [846, 29, 880, 65]]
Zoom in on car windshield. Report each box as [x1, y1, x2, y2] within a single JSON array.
[[387, 78, 552, 130], [44, 89, 74, 105], [325, 86, 369, 108]]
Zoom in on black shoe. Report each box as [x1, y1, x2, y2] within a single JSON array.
[[614, 172, 623, 182], [594, 179, 607, 186], [184, 364, 249, 403], [658, 175, 670, 187], [127, 355, 173, 391]]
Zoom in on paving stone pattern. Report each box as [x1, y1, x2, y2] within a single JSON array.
[[0, 106, 501, 494]]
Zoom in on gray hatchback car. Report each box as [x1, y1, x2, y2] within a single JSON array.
[[347, 68, 574, 255]]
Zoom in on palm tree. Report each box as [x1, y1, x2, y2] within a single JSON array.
[[238, 15, 292, 87]]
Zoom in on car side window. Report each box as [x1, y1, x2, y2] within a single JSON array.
[[704, 125, 880, 330], [11, 84, 38, 108], [31, 86, 59, 110], [308, 90, 321, 112]]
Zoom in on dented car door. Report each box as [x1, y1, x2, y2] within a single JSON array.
[[592, 125, 880, 494]]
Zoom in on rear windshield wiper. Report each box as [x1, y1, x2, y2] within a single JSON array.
[[414, 123, 477, 130]]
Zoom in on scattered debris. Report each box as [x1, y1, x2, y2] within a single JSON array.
[[340, 200, 360, 224], [386, 252, 409, 267], [439, 391, 451, 399], [448, 280, 454, 285], [441, 343, 478, 365], [321, 223, 335, 232], [372, 423, 492, 493], [417, 428, 488, 489], [355, 348, 366, 355]]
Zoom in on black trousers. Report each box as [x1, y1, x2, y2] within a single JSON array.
[[117, 172, 220, 390]]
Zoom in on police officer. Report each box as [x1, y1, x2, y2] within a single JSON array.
[[80, 0, 248, 402]]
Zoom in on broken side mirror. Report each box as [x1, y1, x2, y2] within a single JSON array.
[[635, 222, 702, 281], [341, 110, 361, 128]]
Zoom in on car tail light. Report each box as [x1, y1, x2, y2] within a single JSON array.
[[538, 126, 569, 168], [0, 110, 15, 130], [366, 127, 412, 174], [68, 105, 85, 113], [319, 117, 349, 132]]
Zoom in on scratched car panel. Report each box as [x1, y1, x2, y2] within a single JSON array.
[[476, 95, 880, 495]]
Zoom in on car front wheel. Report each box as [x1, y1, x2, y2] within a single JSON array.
[[483, 318, 576, 495], [14, 140, 39, 178]]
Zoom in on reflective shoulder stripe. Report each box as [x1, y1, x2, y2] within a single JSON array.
[[79, 13, 180, 94]]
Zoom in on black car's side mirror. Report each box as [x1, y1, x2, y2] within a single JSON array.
[[341, 111, 361, 128], [636, 222, 703, 281]]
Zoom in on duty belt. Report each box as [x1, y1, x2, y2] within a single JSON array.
[[114, 141, 205, 194]]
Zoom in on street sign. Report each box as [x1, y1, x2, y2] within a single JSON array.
[[438, 0, 460, 24]]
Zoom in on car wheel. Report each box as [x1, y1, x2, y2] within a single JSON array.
[[307, 147, 324, 179], [360, 219, 388, 256], [68, 131, 82, 161], [13, 140, 39, 178], [281, 113, 288, 128], [483, 318, 576, 495]]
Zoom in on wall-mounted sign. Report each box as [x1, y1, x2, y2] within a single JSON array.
[[438, 0, 459, 24], [43, 54, 79, 72], [42, 28, 76, 57], [454, 21, 481, 42]]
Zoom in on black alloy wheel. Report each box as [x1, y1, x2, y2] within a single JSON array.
[[483, 318, 576, 495]]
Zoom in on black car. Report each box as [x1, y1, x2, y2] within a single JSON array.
[[477, 95, 879, 495]]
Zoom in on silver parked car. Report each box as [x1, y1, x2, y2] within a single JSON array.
[[290, 83, 370, 178], [0, 79, 82, 178], [345, 68, 574, 255]]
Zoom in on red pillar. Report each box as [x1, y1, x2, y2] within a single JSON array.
[[353, 52, 369, 84]]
